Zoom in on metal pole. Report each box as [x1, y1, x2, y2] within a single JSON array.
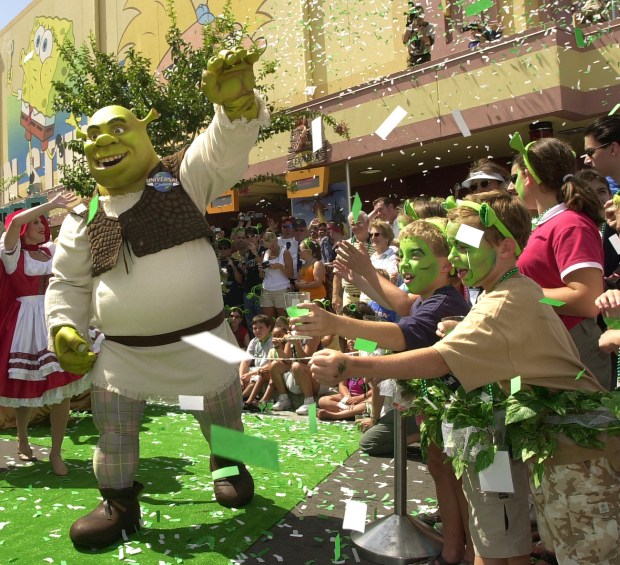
[[351, 409, 443, 564]]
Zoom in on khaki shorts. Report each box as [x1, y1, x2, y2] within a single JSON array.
[[260, 287, 289, 309], [461, 458, 531, 558]]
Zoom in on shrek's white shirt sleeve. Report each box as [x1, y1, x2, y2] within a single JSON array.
[[180, 93, 269, 209], [45, 213, 94, 349]]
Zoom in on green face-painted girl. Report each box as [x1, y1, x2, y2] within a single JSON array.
[[446, 221, 497, 288], [399, 236, 440, 297], [510, 164, 527, 203]]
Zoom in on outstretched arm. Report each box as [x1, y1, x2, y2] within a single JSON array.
[[3, 191, 79, 251], [309, 347, 448, 386]]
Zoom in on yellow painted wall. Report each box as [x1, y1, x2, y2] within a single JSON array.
[[0, 0, 617, 203]]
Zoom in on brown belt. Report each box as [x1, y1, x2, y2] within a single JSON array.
[[105, 310, 225, 347]]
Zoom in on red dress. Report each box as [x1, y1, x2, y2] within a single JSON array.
[[0, 242, 89, 407]]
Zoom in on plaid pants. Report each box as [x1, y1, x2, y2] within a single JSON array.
[[91, 380, 244, 489]]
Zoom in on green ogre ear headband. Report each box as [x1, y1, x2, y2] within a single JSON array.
[[442, 195, 457, 210], [456, 200, 522, 256], [403, 199, 420, 221], [509, 132, 542, 184]]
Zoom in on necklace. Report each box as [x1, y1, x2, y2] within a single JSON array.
[[490, 267, 519, 292], [532, 203, 559, 228]]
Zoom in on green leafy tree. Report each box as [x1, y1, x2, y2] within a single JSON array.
[[52, 0, 347, 196], [0, 173, 26, 197]]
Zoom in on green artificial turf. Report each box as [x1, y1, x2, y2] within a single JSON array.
[[0, 406, 361, 564]]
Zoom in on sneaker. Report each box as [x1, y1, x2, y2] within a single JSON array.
[[295, 402, 314, 416], [272, 396, 291, 411]]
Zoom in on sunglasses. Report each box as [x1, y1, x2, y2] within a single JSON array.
[[370, 232, 382, 238], [282, 224, 293, 228], [467, 179, 493, 191], [582, 142, 611, 159], [509, 173, 519, 184]]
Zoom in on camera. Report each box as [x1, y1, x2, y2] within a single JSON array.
[[255, 213, 264, 219], [260, 260, 271, 269]]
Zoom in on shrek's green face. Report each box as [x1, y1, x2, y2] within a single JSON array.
[[399, 236, 440, 296], [446, 221, 497, 287], [84, 106, 159, 193]]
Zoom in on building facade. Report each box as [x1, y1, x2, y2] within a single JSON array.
[[1, 0, 618, 226]]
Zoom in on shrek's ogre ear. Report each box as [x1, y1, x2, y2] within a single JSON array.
[[140, 108, 160, 126]]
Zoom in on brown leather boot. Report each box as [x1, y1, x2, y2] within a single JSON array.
[[69, 481, 143, 548], [210, 455, 254, 508]]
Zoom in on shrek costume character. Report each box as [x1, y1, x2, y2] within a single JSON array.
[[45, 48, 269, 548]]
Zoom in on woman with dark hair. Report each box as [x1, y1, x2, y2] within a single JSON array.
[[583, 115, 620, 183], [0, 192, 89, 475], [513, 137, 611, 388], [296, 238, 327, 300]]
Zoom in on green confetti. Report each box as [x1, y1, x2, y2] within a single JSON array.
[[211, 424, 280, 471], [574, 28, 586, 48], [465, 0, 493, 16], [510, 375, 521, 395], [212, 466, 240, 480], [575, 369, 585, 380], [87, 191, 99, 225], [609, 103, 620, 116], [308, 402, 318, 434], [333, 532, 341, 562], [539, 297, 566, 307], [354, 337, 377, 352], [351, 192, 363, 222]]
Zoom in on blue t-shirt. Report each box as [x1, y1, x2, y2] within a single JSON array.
[[367, 299, 400, 322], [397, 285, 470, 351]]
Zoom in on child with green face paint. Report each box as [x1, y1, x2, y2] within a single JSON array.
[[293, 219, 473, 565], [309, 190, 620, 565]]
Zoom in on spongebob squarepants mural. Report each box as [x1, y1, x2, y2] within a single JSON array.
[[2, 0, 269, 201], [4, 16, 75, 196], [20, 17, 73, 152]]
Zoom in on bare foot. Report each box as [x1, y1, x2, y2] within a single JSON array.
[[49, 453, 68, 476]]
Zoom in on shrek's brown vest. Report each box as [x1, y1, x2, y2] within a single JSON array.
[[79, 149, 213, 277]]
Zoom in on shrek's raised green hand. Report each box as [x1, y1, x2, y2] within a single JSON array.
[[201, 47, 260, 121], [54, 326, 97, 375]]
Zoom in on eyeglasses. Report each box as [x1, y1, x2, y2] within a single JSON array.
[[282, 224, 293, 228], [582, 142, 611, 159], [509, 173, 519, 184], [370, 232, 382, 238], [468, 180, 493, 191]]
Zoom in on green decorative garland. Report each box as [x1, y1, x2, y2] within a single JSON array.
[[400, 378, 620, 486]]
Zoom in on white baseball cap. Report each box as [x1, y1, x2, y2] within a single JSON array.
[[461, 171, 506, 188]]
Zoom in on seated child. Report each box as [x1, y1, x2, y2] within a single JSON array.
[[238, 314, 273, 401], [317, 338, 371, 421], [244, 324, 291, 410]]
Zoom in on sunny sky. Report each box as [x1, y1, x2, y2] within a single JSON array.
[[0, 0, 32, 32]]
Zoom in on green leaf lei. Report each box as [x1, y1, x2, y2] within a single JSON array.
[[401, 378, 620, 486]]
